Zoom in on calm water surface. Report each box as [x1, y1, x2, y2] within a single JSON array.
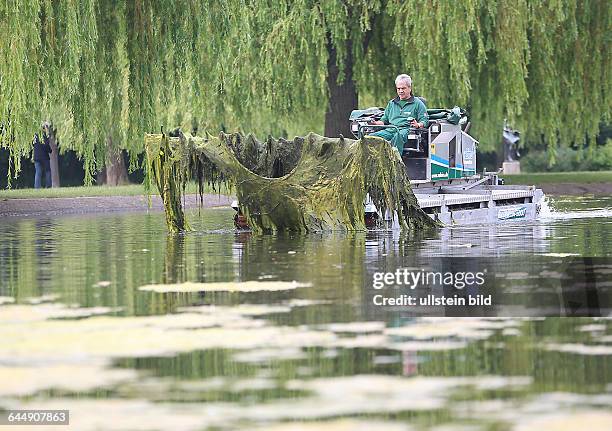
[[0, 195, 611, 430]]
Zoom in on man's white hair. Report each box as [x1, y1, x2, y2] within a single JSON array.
[[395, 74, 412, 87]]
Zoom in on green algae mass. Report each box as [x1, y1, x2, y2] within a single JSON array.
[[145, 131, 436, 233]]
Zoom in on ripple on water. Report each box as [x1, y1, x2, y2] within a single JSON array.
[[0, 293, 609, 430]]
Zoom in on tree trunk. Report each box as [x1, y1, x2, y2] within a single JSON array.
[[49, 137, 60, 187], [96, 168, 107, 185], [103, 136, 129, 186], [43, 122, 61, 187], [324, 38, 358, 138]]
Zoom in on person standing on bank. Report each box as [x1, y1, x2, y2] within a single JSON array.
[[369, 74, 429, 154], [33, 132, 52, 188]]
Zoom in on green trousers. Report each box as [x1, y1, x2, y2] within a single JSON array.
[[369, 128, 409, 154]]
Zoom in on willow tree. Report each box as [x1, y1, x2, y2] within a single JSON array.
[[1, 0, 609, 187], [1, 0, 130, 185], [235, 0, 610, 156]]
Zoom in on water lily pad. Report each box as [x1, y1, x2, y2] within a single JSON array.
[[25, 294, 59, 304], [430, 426, 483, 431], [138, 280, 310, 293], [0, 304, 336, 364], [384, 318, 521, 340], [502, 328, 522, 336], [388, 340, 468, 351], [285, 299, 332, 307], [513, 411, 612, 431], [545, 343, 612, 355], [470, 376, 532, 390], [324, 321, 386, 333], [0, 364, 136, 397], [249, 419, 413, 431], [0, 304, 118, 323], [3, 399, 216, 431], [272, 375, 512, 419], [578, 324, 606, 332], [232, 347, 307, 363]]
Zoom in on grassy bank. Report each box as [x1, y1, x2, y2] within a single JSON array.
[[2, 172, 609, 200], [500, 171, 612, 185], [0, 183, 229, 199]]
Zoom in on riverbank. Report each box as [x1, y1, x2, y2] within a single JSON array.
[[500, 171, 612, 196], [535, 182, 612, 196], [1, 173, 610, 217], [0, 194, 232, 218], [0, 183, 229, 199]]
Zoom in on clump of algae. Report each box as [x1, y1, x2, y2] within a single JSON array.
[[144, 130, 436, 233]]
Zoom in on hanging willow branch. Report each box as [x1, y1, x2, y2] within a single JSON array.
[[1, 0, 609, 185], [144, 130, 436, 233]]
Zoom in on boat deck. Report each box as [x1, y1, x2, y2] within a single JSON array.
[[416, 188, 537, 209]]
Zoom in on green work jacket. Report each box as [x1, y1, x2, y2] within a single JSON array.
[[381, 95, 429, 129]]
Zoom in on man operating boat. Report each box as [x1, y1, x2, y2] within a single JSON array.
[[369, 74, 429, 154]]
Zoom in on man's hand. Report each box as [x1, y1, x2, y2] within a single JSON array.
[[410, 119, 423, 128], [370, 120, 384, 125]]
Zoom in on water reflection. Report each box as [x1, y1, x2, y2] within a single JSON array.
[[0, 205, 611, 316], [164, 234, 186, 283], [0, 198, 611, 429]]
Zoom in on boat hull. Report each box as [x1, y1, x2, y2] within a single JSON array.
[[412, 186, 544, 226], [231, 183, 545, 229]]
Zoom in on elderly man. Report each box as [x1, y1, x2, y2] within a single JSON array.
[[370, 74, 429, 154]]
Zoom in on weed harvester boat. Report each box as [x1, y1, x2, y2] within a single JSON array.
[[232, 106, 544, 229]]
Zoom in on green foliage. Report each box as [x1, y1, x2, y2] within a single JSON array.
[[1, 0, 609, 185], [522, 140, 612, 172]]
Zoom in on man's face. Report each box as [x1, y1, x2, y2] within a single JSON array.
[[396, 82, 411, 100]]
